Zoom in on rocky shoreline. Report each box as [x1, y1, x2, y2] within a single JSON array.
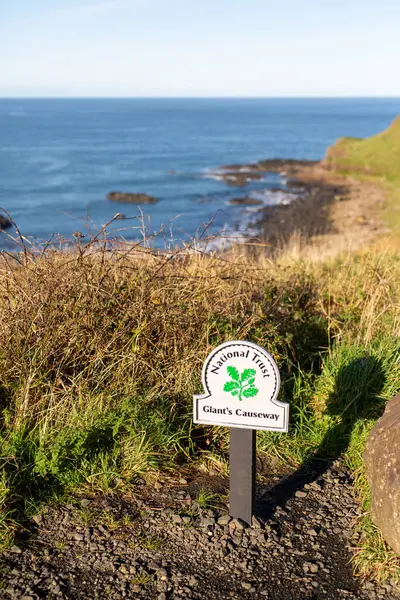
[[210, 157, 388, 255], [210, 159, 347, 249], [0, 156, 383, 254], [258, 165, 348, 248], [103, 158, 347, 251], [216, 159, 318, 187]]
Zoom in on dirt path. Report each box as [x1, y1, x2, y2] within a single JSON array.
[[1, 463, 399, 600]]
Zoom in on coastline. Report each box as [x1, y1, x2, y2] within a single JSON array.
[[0, 156, 389, 258], [2, 97, 398, 254], [216, 158, 389, 256]]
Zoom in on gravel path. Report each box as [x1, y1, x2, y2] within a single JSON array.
[[1, 464, 399, 600]]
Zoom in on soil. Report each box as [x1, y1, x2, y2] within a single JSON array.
[[1, 463, 399, 600]]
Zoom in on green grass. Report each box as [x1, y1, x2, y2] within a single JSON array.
[[0, 239, 399, 580], [324, 114, 400, 229], [195, 488, 221, 510], [130, 573, 152, 586], [325, 115, 400, 181], [257, 334, 400, 582], [139, 534, 163, 552], [259, 337, 400, 479]]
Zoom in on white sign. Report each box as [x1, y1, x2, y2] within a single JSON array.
[[193, 341, 289, 432]]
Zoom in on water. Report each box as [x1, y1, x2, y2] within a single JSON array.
[[0, 98, 399, 248]]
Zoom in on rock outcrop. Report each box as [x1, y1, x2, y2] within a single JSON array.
[[228, 197, 263, 206], [0, 215, 12, 230], [218, 159, 317, 187], [364, 395, 400, 554], [107, 192, 158, 204]]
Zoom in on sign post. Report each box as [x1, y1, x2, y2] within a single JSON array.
[[229, 428, 256, 524], [193, 340, 289, 525]]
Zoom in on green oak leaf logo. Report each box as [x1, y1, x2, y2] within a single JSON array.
[[223, 366, 259, 401]]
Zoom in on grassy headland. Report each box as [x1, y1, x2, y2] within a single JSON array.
[[323, 115, 400, 231]]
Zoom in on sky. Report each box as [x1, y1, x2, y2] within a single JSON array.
[[1, 0, 400, 97]]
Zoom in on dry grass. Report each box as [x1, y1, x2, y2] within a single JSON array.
[[0, 233, 332, 427], [0, 231, 399, 580]]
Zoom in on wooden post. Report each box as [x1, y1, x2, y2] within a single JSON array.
[[229, 427, 256, 525]]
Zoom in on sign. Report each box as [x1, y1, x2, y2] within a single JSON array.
[[193, 340, 289, 432], [193, 340, 289, 525]]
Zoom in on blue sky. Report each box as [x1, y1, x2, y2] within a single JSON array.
[[1, 0, 400, 97]]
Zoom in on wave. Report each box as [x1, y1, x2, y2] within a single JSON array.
[[8, 110, 26, 117], [203, 173, 225, 182], [201, 168, 226, 182], [249, 189, 293, 206], [192, 228, 250, 253], [41, 159, 69, 174], [28, 155, 70, 175]]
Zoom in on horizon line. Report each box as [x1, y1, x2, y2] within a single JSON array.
[[1, 95, 400, 100]]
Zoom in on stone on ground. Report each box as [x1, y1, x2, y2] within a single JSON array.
[[364, 394, 400, 555]]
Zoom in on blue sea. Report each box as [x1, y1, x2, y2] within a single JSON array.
[[0, 98, 399, 248]]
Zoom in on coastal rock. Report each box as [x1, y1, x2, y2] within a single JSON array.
[[0, 215, 12, 230], [255, 159, 317, 173], [364, 395, 400, 554], [107, 192, 159, 204], [216, 159, 317, 187], [228, 197, 263, 206], [222, 163, 260, 172]]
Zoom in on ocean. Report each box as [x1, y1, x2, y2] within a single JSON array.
[[0, 97, 399, 248]]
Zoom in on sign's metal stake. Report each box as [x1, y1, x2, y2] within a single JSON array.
[[229, 427, 256, 525]]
